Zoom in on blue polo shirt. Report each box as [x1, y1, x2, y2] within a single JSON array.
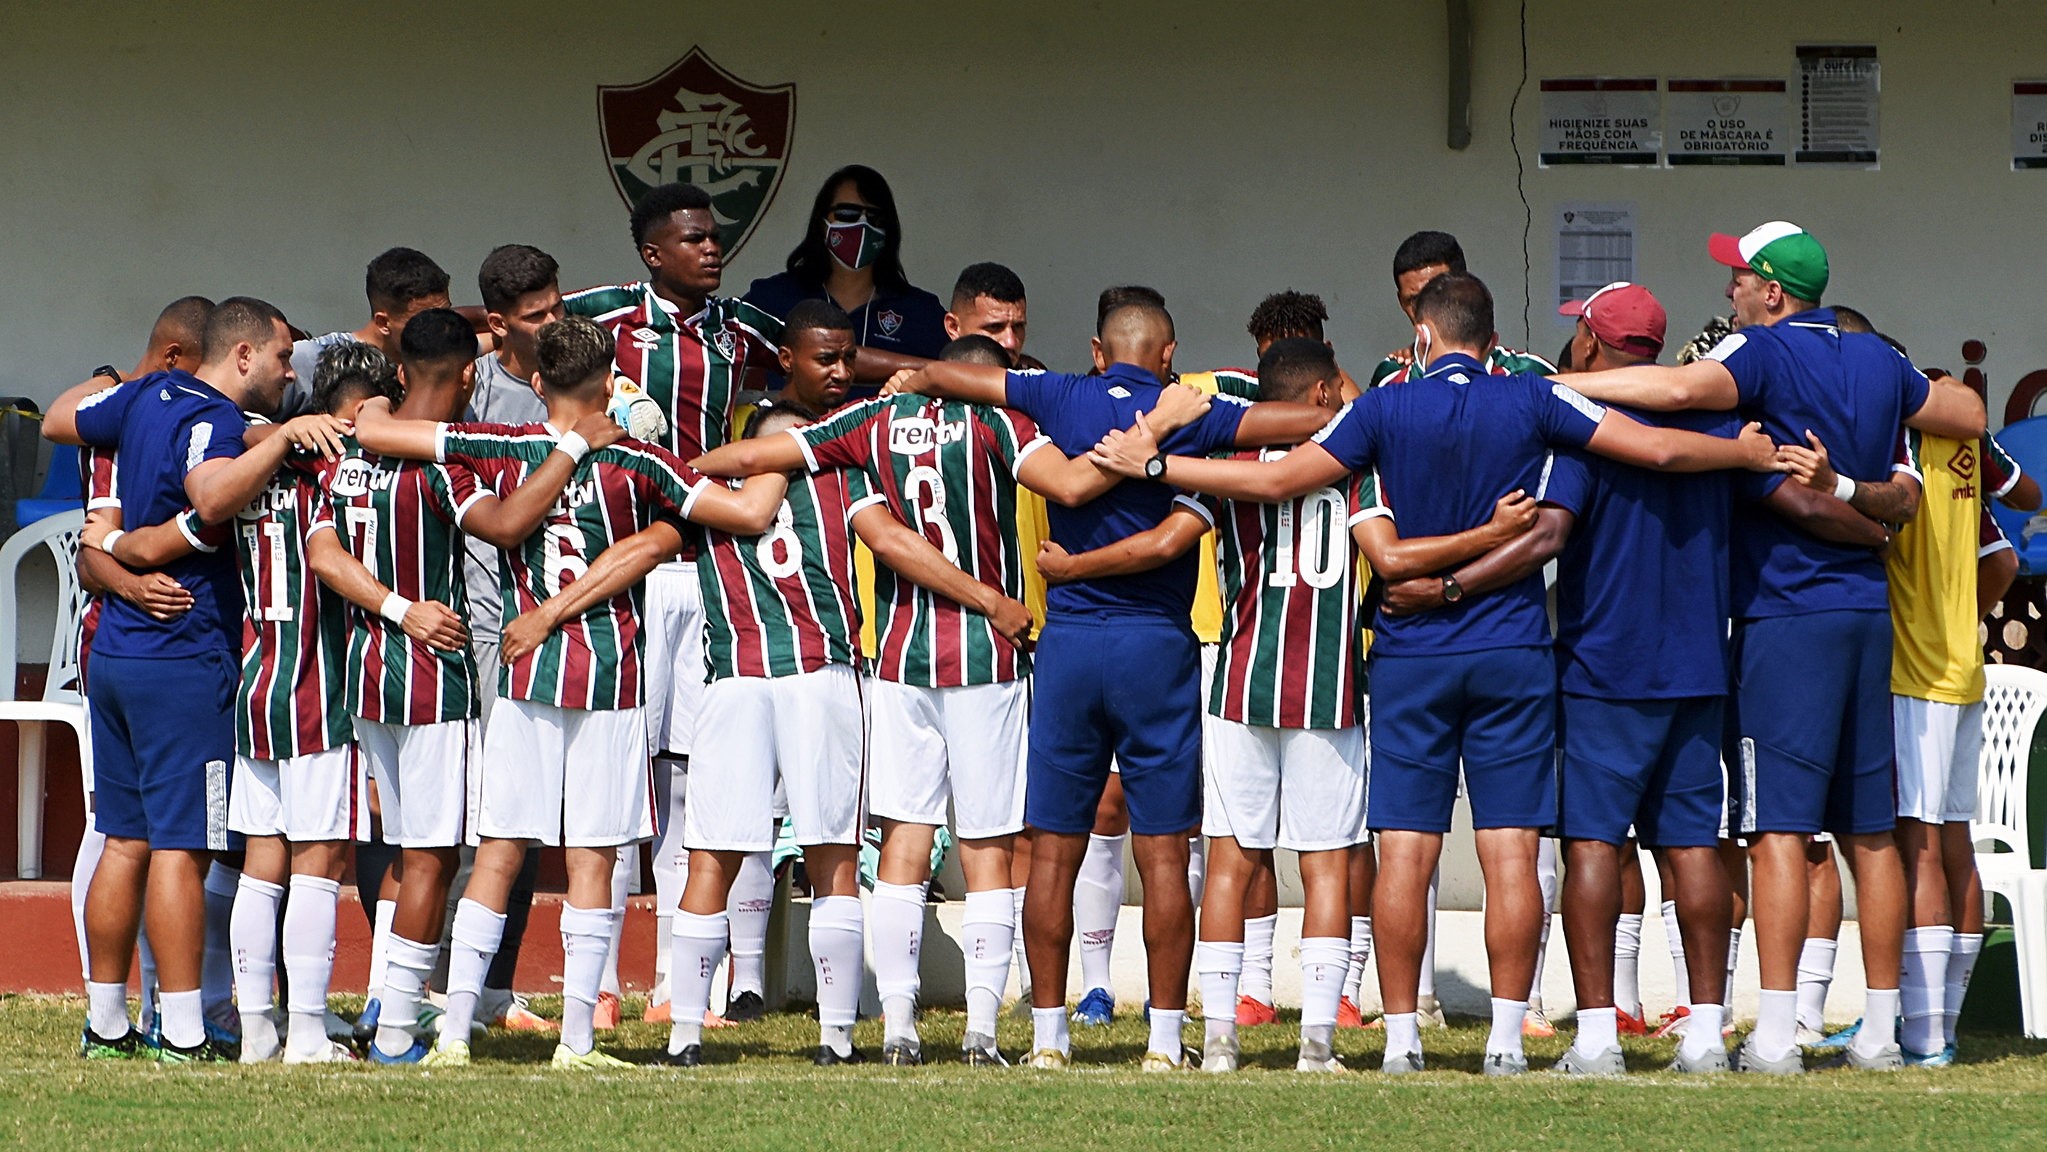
[[1540, 406, 1738, 699], [1704, 308, 1931, 618], [745, 271, 947, 393], [1004, 363, 1250, 620], [73, 370, 247, 659], [1311, 352, 1604, 656]]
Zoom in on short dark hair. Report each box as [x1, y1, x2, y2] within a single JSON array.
[[784, 298, 855, 343], [477, 244, 560, 313], [785, 165, 910, 293], [200, 296, 289, 363], [1255, 338, 1340, 402], [630, 182, 714, 249], [535, 316, 613, 393], [397, 307, 478, 368], [152, 295, 216, 350], [1554, 337, 1576, 372], [1410, 273, 1494, 347], [744, 403, 808, 441], [1393, 231, 1467, 279], [1831, 305, 1874, 334], [312, 342, 401, 415], [950, 262, 1026, 311], [1097, 285, 1166, 324], [939, 335, 1010, 366], [1246, 291, 1328, 343], [364, 247, 451, 313]]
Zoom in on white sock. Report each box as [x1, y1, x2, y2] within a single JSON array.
[[808, 895, 864, 1051], [727, 851, 774, 998], [1418, 868, 1439, 999], [600, 854, 630, 998], [87, 980, 131, 1039], [1531, 840, 1557, 1009], [1945, 933, 1984, 1046], [1854, 988, 1901, 1059], [1240, 913, 1278, 1006], [1383, 1011, 1421, 1060], [559, 903, 617, 1055], [440, 898, 506, 1046], [72, 822, 103, 985], [1185, 836, 1206, 908], [230, 874, 284, 1058], [1486, 997, 1527, 1058], [870, 880, 927, 1045], [201, 861, 239, 1021], [1724, 925, 1743, 1002], [1795, 937, 1837, 1031], [1031, 1006, 1070, 1056], [650, 756, 687, 991], [1661, 900, 1690, 1009], [1196, 940, 1244, 1046], [159, 988, 205, 1050], [1574, 1005, 1618, 1058], [651, 912, 673, 1000], [1342, 915, 1372, 1004], [282, 875, 342, 1059], [961, 889, 1015, 1039], [1298, 936, 1348, 1031], [366, 899, 397, 1002], [1148, 1007, 1187, 1061], [373, 934, 437, 1057], [668, 910, 727, 1053], [1075, 833, 1126, 994], [1614, 913, 1643, 1015], [1752, 987, 1797, 1062], [1010, 886, 1031, 999], [1901, 927, 1953, 1054], [1680, 1003, 1726, 1060]]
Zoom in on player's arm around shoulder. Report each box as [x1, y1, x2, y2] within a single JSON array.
[[458, 412, 626, 548], [349, 396, 445, 460], [1038, 500, 1212, 585], [501, 518, 686, 665], [1906, 370, 1987, 440], [1556, 357, 1739, 412], [850, 501, 1033, 647], [1353, 489, 1538, 583], [1584, 406, 1779, 473]]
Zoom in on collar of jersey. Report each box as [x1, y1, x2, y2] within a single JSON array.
[[1782, 306, 1839, 335], [640, 284, 715, 333], [1421, 351, 1486, 379], [1099, 362, 1163, 387]]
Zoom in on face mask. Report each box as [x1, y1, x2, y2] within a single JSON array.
[[1411, 325, 1433, 373], [825, 220, 885, 270]]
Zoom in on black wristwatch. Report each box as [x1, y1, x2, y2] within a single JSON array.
[[1441, 574, 1465, 603], [1144, 451, 1168, 480], [91, 365, 122, 384]]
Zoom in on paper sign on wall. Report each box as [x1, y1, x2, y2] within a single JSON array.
[[1539, 79, 1660, 166], [1666, 80, 1787, 166], [1556, 203, 1636, 312], [2015, 82, 2047, 170], [1796, 45, 1879, 167]]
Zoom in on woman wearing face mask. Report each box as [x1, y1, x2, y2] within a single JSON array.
[[745, 164, 947, 394]]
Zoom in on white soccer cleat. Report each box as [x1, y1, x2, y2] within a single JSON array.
[[284, 1040, 361, 1065]]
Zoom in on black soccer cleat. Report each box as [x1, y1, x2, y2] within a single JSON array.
[[724, 990, 766, 1023], [813, 1044, 867, 1067], [881, 1039, 922, 1066], [79, 1026, 150, 1061], [651, 1044, 703, 1068]]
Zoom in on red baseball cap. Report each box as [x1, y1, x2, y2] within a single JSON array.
[[1559, 281, 1666, 359]]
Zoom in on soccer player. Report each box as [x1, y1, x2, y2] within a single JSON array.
[[286, 247, 454, 416], [1369, 230, 1556, 386], [1092, 273, 1778, 1075], [892, 295, 1333, 1071], [45, 297, 352, 1060], [1560, 223, 1987, 1073], [321, 309, 612, 1064]]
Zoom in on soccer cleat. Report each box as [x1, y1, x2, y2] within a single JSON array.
[[1550, 1046, 1625, 1077], [1651, 1006, 1691, 1039], [324, 1010, 356, 1043], [1024, 1047, 1070, 1070], [1734, 1036, 1804, 1075], [1140, 1050, 1193, 1072], [414, 1003, 444, 1041], [1417, 994, 1447, 1029], [592, 991, 621, 1031], [157, 1037, 232, 1064], [352, 998, 382, 1046], [1381, 1051, 1425, 1075], [1235, 995, 1278, 1027], [959, 1033, 1007, 1067], [652, 1044, 703, 1068], [724, 990, 766, 1023], [1810, 1018, 1860, 1050], [1522, 1005, 1556, 1037], [1336, 997, 1366, 1029], [1483, 1051, 1530, 1077], [1295, 1036, 1344, 1073], [1073, 987, 1116, 1027], [418, 1041, 470, 1068], [812, 1044, 867, 1067], [368, 1038, 431, 1065], [881, 1039, 923, 1066], [1668, 1044, 1732, 1074], [641, 998, 672, 1024], [1201, 1035, 1240, 1073], [79, 1026, 150, 1061], [551, 1043, 635, 1071], [1817, 1042, 1902, 1071], [284, 1040, 361, 1065], [1902, 1046, 1954, 1068], [1794, 1023, 1827, 1047], [1617, 1007, 1649, 1037], [500, 1001, 558, 1032]]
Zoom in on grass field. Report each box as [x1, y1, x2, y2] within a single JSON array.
[[5, 994, 2047, 1151]]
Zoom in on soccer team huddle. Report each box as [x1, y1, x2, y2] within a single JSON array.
[[51, 162, 2018, 1079]]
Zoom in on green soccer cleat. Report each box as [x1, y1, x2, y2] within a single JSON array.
[[419, 1041, 470, 1068], [79, 1026, 150, 1061], [550, 1043, 635, 1071]]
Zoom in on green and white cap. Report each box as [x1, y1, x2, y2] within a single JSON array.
[[1708, 221, 1829, 303]]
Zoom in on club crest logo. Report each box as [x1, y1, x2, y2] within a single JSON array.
[[876, 309, 904, 337], [599, 47, 795, 259], [710, 330, 738, 361]]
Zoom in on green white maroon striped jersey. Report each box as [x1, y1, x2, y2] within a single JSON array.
[[696, 465, 869, 682], [1369, 347, 1556, 388], [792, 396, 1048, 687], [236, 459, 354, 759]]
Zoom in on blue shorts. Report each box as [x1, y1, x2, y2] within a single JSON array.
[[1367, 646, 1555, 833], [1558, 694, 1724, 848], [1026, 616, 1201, 836], [1730, 610, 1895, 836], [88, 650, 237, 851]]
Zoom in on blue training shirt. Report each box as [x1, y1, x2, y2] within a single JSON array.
[[1704, 308, 1930, 618], [1311, 352, 1604, 656], [1540, 406, 1738, 700], [73, 370, 248, 659], [1004, 362, 1249, 620]]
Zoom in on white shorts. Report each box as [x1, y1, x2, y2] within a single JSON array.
[[643, 561, 705, 757], [478, 698, 655, 847], [685, 664, 865, 852], [1203, 715, 1368, 851], [228, 745, 368, 842], [867, 677, 1027, 839], [1894, 695, 1984, 824], [356, 718, 477, 848]]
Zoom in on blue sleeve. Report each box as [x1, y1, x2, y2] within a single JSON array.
[[741, 272, 800, 322], [1169, 395, 1250, 455], [1307, 396, 1378, 472], [1702, 330, 1768, 408], [1896, 353, 1932, 418], [1538, 448, 1596, 516], [1533, 378, 1604, 449], [1003, 370, 1076, 439], [1733, 470, 1786, 505], [176, 403, 247, 476], [72, 382, 132, 448]]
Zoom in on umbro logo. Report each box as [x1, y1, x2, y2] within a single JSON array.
[[1107, 386, 1131, 399], [631, 327, 661, 350]]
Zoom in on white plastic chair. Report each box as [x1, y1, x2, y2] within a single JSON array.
[[1974, 662, 2047, 1039], [0, 509, 90, 879]]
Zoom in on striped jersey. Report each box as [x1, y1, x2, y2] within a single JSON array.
[[697, 465, 868, 682], [792, 395, 1048, 687], [313, 435, 479, 725], [438, 421, 713, 710], [236, 458, 354, 759], [77, 444, 230, 685], [1195, 449, 1377, 729], [1369, 346, 1555, 388]]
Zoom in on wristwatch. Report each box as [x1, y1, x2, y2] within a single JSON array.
[[1144, 451, 1168, 480], [1441, 574, 1465, 603], [91, 365, 122, 384]]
